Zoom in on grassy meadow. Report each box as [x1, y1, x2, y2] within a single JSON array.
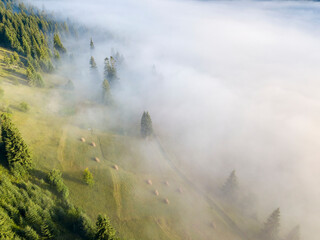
[[0, 47, 254, 240]]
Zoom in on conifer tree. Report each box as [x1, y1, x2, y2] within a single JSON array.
[[102, 79, 111, 104], [141, 111, 153, 138], [90, 56, 97, 69], [90, 38, 95, 49], [0, 113, 32, 172], [104, 57, 117, 86], [95, 214, 116, 240], [83, 168, 94, 186], [53, 33, 66, 54], [260, 208, 281, 240], [285, 225, 300, 240], [221, 170, 238, 199]]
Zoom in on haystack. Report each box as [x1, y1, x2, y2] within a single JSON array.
[[164, 198, 170, 204], [91, 142, 96, 147], [113, 165, 119, 170], [80, 137, 86, 142], [146, 180, 152, 185], [164, 181, 169, 186], [94, 157, 100, 163], [154, 190, 159, 196]]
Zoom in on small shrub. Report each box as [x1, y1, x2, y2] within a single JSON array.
[[83, 168, 94, 186], [19, 102, 30, 112]]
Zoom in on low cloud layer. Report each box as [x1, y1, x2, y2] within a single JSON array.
[[29, 0, 320, 238]]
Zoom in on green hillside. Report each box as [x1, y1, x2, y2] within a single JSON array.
[[0, 45, 257, 239]]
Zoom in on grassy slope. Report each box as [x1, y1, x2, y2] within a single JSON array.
[[0, 47, 256, 240]]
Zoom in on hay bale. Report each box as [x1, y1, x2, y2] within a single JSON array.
[[80, 137, 86, 142], [146, 180, 152, 185], [91, 142, 96, 147], [94, 157, 100, 163], [113, 165, 119, 170], [164, 198, 170, 204], [154, 190, 159, 196]]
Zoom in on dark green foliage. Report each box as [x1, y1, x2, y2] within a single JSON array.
[[0, 113, 32, 172], [65, 207, 95, 239], [40, 222, 53, 239], [260, 208, 281, 240], [221, 170, 238, 200], [53, 33, 66, 54], [0, 162, 98, 239], [0, 207, 15, 239], [23, 225, 40, 240], [83, 168, 94, 186], [95, 214, 116, 240], [285, 225, 300, 240], [104, 56, 118, 86], [0, 2, 68, 73], [46, 169, 69, 199], [90, 37, 94, 49], [141, 111, 153, 138]]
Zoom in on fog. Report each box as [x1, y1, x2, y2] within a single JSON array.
[[28, 0, 320, 239]]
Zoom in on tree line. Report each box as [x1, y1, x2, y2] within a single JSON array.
[[0, 0, 69, 87]]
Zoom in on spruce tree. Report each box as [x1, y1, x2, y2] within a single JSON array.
[[141, 111, 153, 138], [285, 225, 300, 240], [104, 57, 117, 86], [90, 38, 95, 49], [53, 33, 66, 54], [221, 170, 238, 199], [0, 113, 32, 173], [95, 215, 116, 240], [260, 208, 281, 240], [90, 56, 97, 69]]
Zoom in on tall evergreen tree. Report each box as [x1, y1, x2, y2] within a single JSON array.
[[285, 225, 300, 240], [0, 113, 32, 173], [260, 208, 281, 240], [95, 215, 116, 240], [53, 33, 66, 54], [221, 170, 238, 199], [141, 111, 153, 138], [104, 57, 117, 86], [90, 37, 94, 49], [90, 56, 97, 69]]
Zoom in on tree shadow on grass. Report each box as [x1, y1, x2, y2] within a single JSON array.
[[62, 171, 84, 185]]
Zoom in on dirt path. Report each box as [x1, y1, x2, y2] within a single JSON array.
[[154, 135, 249, 240]]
